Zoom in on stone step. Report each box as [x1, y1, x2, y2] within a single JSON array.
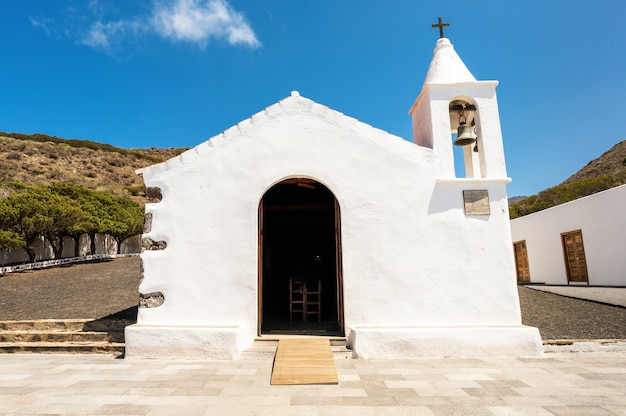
[[0, 330, 123, 343], [239, 345, 278, 359], [0, 319, 89, 332], [0, 341, 125, 354], [331, 345, 354, 360], [0, 319, 132, 332], [251, 337, 347, 345], [241, 337, 352, 359]]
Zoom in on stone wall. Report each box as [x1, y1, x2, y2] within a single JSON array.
[[0, 234, 142, 267]]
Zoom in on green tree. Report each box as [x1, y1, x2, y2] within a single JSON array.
[[49, 183, 143, 254], [0, 229, 24, 250], [0, 183, 143, 261], [0, 185, 83, 261]]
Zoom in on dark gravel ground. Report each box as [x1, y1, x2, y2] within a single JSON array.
[[518, 284, 626, 340], [1, 256, 625, 340], [0, 257, 140, 322]]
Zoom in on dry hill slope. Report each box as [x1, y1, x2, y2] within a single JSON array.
[[509, 139, 626, 218], [561, 140, 626, 186], [0, 134, 186, 205]]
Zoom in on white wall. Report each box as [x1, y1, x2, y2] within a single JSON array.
[[510, 184, 626, 286], [125, 92, 541, 359]]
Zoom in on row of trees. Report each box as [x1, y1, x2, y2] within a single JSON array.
[[0, 183, 143, 262]]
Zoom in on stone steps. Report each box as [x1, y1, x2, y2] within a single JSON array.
[[0, 342, 126, 354], [0, 319, 133, 332], [1, 321, 354, 357], [0, 331, 122, 343], [0, 320, 131, 354], [242, 337, 353, 359]]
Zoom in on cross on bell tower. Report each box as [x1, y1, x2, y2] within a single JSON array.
[[431, 16, 450, 39]]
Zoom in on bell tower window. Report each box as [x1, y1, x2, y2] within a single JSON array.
[[449, 99, 482, 179]]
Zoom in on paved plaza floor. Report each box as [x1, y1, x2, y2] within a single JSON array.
[[2, 259, 626, 414], [2, 351, 626, 415]]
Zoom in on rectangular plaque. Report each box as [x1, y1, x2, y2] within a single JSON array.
[[463, 190, 490, 216]]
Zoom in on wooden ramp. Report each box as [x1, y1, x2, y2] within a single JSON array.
[[270, 338, 339, 385]]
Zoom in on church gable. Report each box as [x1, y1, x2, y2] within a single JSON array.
[[140, 91, 429, 181]]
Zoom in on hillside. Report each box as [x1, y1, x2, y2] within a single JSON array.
[[2, 132, 624, 215], [561, 140, 626, 186], [510, 140, 626, 218], [0, 133, 187, 205]]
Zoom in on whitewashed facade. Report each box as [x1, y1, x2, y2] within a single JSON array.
[[510, 184, 626, 287], [125, 38, 542, 359]]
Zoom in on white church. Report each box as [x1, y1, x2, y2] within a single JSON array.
[[124, 29, 543, 359]]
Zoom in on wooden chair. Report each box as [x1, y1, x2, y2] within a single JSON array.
[[289, 279, 306, 323], [305, 280, 322, 323]]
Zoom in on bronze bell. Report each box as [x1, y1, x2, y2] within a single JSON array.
[[454, 123, 477, 146]]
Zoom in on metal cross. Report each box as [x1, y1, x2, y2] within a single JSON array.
[[432, 16, 450, 39]]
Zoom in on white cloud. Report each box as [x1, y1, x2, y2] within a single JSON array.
[[152, 0, 260, 48], [29, 17, 52, 36], [31, 0, 260, 55], [81, 20, 141, 51]]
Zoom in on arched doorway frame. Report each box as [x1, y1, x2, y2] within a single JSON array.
[[257, 176, 345, 336]]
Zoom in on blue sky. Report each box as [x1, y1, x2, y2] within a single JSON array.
[[1, 1, 625, 197]]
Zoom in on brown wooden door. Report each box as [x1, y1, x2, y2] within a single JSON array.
[[334, 199, 345, 336], [561, 230, 589, 284], [513, 240, 530, 283], [257, 197, 264, 335]]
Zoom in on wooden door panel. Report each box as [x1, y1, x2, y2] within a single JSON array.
[[561, 230, 589, 284], [334, 199, 345, 336], [257, 197, 264, 335], [513, 240, 530, 283]]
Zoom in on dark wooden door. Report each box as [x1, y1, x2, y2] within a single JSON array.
[[334, 199, 344, 336], [561, 230, 589, 284], [513, 240, 530, 283], [257, 197, 264, 335]]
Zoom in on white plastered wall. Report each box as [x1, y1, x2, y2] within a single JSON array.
[[510, 184, 626, 286], [125, 93, 542, 359]]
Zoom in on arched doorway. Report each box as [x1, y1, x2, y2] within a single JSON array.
[[258, 178, 344, 336]]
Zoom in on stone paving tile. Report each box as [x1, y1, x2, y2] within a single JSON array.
[[604, 406, 626, 416], [545, 406, 617, 415], [489, 406, 555, 416], [430, 406, 493, 415], [501, 396, 566, 407], [146, 404, 210, 416], [478, 379, 530, 388], [463, 387, 521, 397], [97, 404, 153, 415]]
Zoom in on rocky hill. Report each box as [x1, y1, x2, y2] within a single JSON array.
[[509, 140, 626, 218], [0, 132, 187, 205], [560, 140, 626, 186]]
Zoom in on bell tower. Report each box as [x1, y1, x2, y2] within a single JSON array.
[[409, 20, 508, 181]]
